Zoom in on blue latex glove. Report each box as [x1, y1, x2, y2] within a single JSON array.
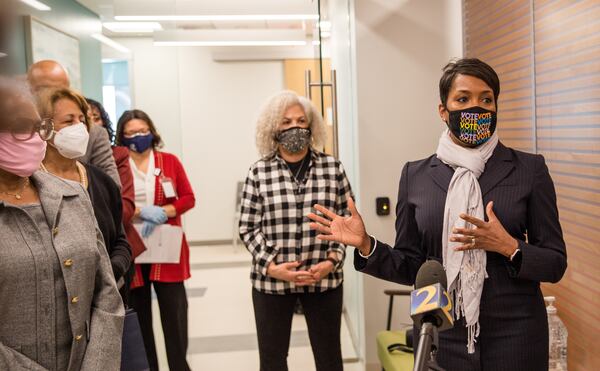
[[141, 221, 158, 238], [140, 205, 168, 224]]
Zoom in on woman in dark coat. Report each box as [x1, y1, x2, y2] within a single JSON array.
[[87, 98, 144, 302], [308, 58, 567, 371]]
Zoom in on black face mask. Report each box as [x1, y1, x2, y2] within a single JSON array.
[[276, 127, 311, 153], [446, 106, 497, 146]]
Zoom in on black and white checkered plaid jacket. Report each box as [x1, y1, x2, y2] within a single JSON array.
[[239, 149, 353, 294]]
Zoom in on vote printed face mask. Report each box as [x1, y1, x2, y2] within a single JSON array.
[[50, 122, 90, 159], [276, 127, 311, 154], [122, 132, 154, 153], [0, 133, 47, 177], [447, 106, 497, 146]]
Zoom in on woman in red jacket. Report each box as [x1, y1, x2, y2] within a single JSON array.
[[116, 109, 195, 371]]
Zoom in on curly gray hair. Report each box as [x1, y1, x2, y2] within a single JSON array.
[[255, 90, 327, 157]]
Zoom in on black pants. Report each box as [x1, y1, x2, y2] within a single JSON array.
[[252, 285, 344, 371], [130, 264, 191, 371]]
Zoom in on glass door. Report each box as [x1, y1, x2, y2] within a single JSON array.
[[280, 0, 329, 152], [283, 1, 363, 364], [317, 0, 364, 365]]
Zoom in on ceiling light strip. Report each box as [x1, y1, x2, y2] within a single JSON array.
[[103, 22, 163, 33], [19, 0, 51, 11], [116, 14, 319, 22], [154, 40, 307, 47], [91, 34, 130, 53]]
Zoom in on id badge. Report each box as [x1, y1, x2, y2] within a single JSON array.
[[161, 178, 177, 198]]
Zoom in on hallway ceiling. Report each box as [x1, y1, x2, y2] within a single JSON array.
[[77, 0, 320, 38]]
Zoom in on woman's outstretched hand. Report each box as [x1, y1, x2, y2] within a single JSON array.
[[308, 197, 372, 256]]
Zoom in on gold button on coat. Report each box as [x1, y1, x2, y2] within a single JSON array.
[[52, 227, 59, 236], [71, 296, 79, 304], [64, 259, 73, 267], [75, 335, 83, 341]]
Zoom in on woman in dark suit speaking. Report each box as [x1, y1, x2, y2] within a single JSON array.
[[308, 58, 567, 370]]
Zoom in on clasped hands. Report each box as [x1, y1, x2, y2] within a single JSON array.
[[266, 260, 335, 286], [139, 205, 168, 238]]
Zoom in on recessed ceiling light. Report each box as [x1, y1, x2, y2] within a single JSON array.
[[103, 22, 163, 33], [19, 0, 51, 11], [116, 14, 319, 22], [154, 40, 307, 47], [91, 34, 130, 53]]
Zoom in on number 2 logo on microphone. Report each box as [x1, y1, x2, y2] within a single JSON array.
[[413, 286, 438, 314], [410, 283, 454, 328]]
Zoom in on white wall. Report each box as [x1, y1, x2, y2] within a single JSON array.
[[177, 48, 284, 242], [119, 38, 184, 158], [352, 0, 463, 369], [114, 38, 285, 242]]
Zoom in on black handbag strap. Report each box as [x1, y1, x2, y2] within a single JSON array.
[[387, 343, 414, 354]]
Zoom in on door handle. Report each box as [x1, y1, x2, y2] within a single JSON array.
[[303, 69, 339, 158]]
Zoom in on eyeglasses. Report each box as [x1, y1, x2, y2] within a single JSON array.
[[123, 130, 150, 138], [0, 118, 54, 141]]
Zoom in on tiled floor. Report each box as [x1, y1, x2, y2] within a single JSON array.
[[150, 244, 364, 370]]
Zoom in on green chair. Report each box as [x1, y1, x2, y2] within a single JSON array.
[[376, 290, 414, 371]]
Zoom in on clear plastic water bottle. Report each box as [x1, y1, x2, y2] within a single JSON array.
[[545, 296, 568, 371]]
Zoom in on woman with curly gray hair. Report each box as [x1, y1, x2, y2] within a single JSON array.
[[239, 91, 353, 371]]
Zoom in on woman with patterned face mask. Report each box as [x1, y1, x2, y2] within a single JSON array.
[[309, 58, 567, 371], [0, 79, 124, 370], [36, 88, 132, 303], [239, 91, 354, 371]]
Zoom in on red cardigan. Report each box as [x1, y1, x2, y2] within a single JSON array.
[[131, 151, 196, 288], [112, 146, 146, 259]]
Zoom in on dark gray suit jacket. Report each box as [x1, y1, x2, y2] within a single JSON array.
[[80, 125, 121, 189], [355, 142, 567, 371]]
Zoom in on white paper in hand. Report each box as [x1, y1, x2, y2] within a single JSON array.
[[134, 224, 183, 264]]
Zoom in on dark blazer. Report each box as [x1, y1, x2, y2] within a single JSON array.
[[85, 164, 132, 281], [355, 142, 567, 371], [80, 125, 121, 188]]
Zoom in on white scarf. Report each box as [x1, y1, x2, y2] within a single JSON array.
[[436, 129, 499, 353]]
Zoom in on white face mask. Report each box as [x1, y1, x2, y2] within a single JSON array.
[[50, 122, 90, 159]]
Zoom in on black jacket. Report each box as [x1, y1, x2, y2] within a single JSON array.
[[355, 142, 567, 371], [85, 163, 132, 281]]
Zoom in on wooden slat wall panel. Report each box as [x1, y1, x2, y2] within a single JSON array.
[[535, 2, 600, 369], [464, 0, 535, 152], [464, 1, 600, 369]]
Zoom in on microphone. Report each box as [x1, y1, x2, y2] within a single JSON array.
[[410, 260, 453, 331], [411, 260, 453, 371]]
